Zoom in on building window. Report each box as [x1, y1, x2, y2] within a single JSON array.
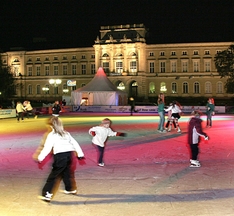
[[45, 65, 49, 76], [217, 81, 223, 93], [130, 61, 137, 72], [205, 61, 211, 72], [45, 57, 49, 61], [160, 62, 166, 73], [172, 82, 177, 93], [53, 56, 58, 61], [149, 62, 154, 73], [28, 66, 32, 76], [183, 82, 188, 94], [62, 56, 67, 60], [194, 82, 200, 94], [205, 50, 210, 55], [81, 55, 86, 59], [103, 62, 110, 73], [182, 51, 187, 55], [149, 82, 155, 93], [193, 51, 199, 55], [205, 82, 212, 93], [160, 82, 167, 92], [171, 61, 177, 72], [149, 52, 154, 56], [193, 61, 199, 72], [171, 51, 176, 56], [36, 66, 41, 76], [72, 55, 77, 59], [36, 57, 40, 61], [160, 51, 165, 56], [182, 61, 188, 72], [36, 85, 41, 94], [116, 61, 123, 73], [28, 85, 32, 95], [91, 54, 95, 59], [81, 64, 86, 74], [63, 65, 67, 75], [72, 65, 77, 75], [53, 65, 58, 75], [91, 64, 96, 74]]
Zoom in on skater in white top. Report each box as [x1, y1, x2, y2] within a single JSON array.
[[34, 116, 84, 202], [89, 118, 126, 167], [165, 101, 182, 133]]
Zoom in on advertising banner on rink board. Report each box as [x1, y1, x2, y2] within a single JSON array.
[[72, 105, 225, 113], [0, 109, 16, 118]]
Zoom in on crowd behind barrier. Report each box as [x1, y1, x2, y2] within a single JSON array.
[[0, 105, 226, 119]]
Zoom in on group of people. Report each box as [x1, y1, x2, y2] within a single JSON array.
[[15, 100, 37, 122], [32, 95, 214, 202], [34, 116, 126, 202], [157, 95, 215, 133], [157, 94, 215, 167]]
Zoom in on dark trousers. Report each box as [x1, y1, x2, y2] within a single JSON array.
[[165, 120, 176, 128], [97, 145, 105, 163], [190, 143, 199, 160], [42, 151, 76, 196], [17, 112, 24, 121], [26, 110, 35, 118]]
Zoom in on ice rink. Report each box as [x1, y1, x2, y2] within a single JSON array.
[[0, 112, 234, 216]]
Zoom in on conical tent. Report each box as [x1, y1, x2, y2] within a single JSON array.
[[71, 67, 128, 106]]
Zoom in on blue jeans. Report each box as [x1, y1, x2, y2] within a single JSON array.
[[158, 111, 165, 131]]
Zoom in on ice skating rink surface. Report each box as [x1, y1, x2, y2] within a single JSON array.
[[0, 112, 234, 216]]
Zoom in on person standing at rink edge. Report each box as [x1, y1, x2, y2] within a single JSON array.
[[188, 111, 209, 167], [34, 116, 85, 202]]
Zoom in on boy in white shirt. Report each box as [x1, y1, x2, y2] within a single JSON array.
[[89, 118, 125, 167]]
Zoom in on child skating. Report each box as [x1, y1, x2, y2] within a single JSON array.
[[34, 116, 85, 202], [89, 118, 126, 167], [188, 111, 209, 167]]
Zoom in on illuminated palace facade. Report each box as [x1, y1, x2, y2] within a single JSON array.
[[0, 24, 232, 103]]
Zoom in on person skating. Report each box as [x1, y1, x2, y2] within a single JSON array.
[[34, 116, 85, 202], [188, 111, 209, 167], [24, 101, 38, 119], [165, 101, 182, 133], [206, 98, 215, 127], [52, 100, 61, 116], [157, 98, 166, 133], [16, 101, 25, 122], [89, 118, 126, 167]]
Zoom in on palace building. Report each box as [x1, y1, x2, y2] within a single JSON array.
[[0, 24, 232, 103]]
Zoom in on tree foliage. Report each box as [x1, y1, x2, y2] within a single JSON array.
[[0, 58, 16, 100], [214, 44, 234, 93]]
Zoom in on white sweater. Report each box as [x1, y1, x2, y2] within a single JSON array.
[[89, 126, 117, 147], [38, 130, 84, 161], [165, 104, 181, 114]]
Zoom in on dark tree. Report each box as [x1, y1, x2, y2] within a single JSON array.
[[214, 44, 234, 93], [0, 59, 16, 100]]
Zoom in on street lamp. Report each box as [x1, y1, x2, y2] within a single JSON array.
[[42, 87, 49, 101], [49, 79, 62, 100]]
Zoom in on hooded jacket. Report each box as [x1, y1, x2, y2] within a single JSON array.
[[188, 116, 207, 145]]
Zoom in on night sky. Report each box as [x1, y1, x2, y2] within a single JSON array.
[[1, 0, 234, 51]]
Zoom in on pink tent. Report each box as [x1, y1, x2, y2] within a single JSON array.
[[71, 67, 127, 106]]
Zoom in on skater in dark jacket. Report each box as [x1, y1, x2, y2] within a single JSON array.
[[52, 100, 61, 116], [188, 111, 208, 167]]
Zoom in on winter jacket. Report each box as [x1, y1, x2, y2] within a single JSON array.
[[188, 117, 207, 145], [89, 126, 117, 147], [38, 130, 84, 162]]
